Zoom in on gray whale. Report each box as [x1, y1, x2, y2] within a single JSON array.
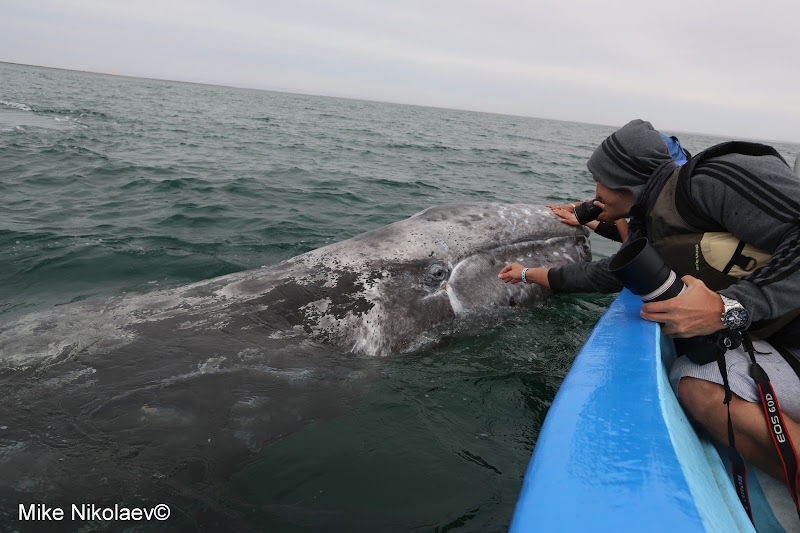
[[0, 202, 589, 523]]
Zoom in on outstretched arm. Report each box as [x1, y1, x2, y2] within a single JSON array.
[[498, 258, 623, 294], [498, 263, 551, 288], [548, 202, 626, 242]]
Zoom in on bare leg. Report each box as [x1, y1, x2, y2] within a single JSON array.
[[677, 376, 800, 483]]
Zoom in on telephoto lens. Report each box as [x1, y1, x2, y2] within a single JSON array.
[[610, 238, 717, 363], [608, 238, 686, 302], [574, 199, 602, 225]]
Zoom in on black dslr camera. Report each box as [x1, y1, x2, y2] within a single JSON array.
[[574, 199, 603, 225]]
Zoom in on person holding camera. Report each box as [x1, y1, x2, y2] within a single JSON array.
[[498, 119, 800, 512]]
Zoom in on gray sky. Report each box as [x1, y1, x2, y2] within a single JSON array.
[[4, 0, 799, 143]]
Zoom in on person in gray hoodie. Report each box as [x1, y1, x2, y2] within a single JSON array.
[[499, 119, 800, 492]]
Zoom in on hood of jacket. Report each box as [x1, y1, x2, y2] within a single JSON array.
[[587, 119, 675, 207]]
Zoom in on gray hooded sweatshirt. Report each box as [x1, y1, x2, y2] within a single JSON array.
[[549, 119, 800, 338]]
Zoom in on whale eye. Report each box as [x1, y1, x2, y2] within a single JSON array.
[[423, 263, 450, 287]]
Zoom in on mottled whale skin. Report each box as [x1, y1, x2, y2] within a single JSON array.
[[0, 202, 589, 517], [2, 202, 590, 363]]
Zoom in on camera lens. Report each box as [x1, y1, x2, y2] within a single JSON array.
[[574, 199, 602, 225], [608, 238, 685, 302]]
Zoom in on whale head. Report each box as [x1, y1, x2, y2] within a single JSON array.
[[262, 202, 591, 355]]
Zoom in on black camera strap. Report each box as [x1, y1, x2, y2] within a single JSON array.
[[716, 331, 800, 526], [715, 333, 754, 523]]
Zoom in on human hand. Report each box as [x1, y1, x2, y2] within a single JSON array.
[[639, 276, 726, 337], [498, 262, 525, 284], [550, 207, 581, 227], [498, 263, 551, 288], [546, 203, 577, 212]]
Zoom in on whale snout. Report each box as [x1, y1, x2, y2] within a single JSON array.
[[446, 235, 591, 314]]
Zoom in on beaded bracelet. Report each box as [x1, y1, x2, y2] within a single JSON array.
[[521, 267, 529, 284]]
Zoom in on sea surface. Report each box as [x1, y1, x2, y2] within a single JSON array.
[[2, 61, 799, 532]]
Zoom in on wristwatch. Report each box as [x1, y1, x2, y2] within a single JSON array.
[[720, 294, 749, 331]]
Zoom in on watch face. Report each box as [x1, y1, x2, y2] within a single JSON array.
[[724, 307, 749, 330]]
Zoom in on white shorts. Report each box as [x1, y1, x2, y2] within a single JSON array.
[[669, 339, 800, 420]]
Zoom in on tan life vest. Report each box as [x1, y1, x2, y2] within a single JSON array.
[[646, 167, 799, 339]]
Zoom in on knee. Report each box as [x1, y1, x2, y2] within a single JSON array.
[[676, 377, 726, 424]]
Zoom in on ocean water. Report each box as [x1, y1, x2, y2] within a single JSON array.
[[2, 61, 799, 532]]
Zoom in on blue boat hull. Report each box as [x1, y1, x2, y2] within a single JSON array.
[[509, 289, 795, 532]]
